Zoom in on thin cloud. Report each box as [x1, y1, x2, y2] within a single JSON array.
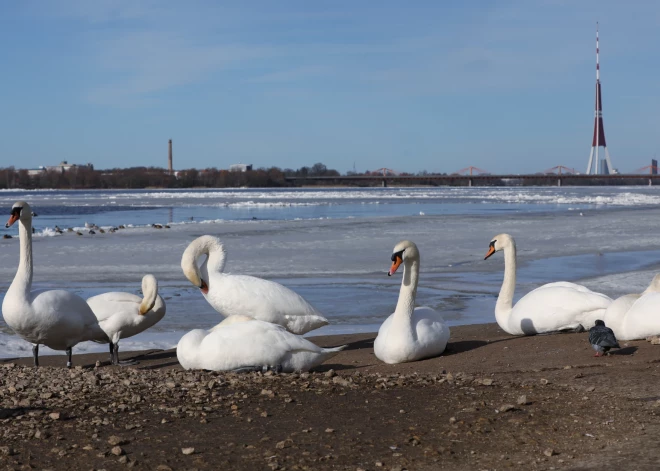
[[85, 31, 277, 105], [248, 65, 334, 84]]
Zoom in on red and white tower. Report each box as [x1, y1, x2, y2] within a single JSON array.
[[585, 23, 614, 175]]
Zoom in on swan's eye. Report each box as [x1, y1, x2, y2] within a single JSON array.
[[489, 240, 496, 248], [391, 250, 404, 262], [10, 207, 21, 217]]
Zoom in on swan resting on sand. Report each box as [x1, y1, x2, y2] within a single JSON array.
[[177, 315, 345, 372], [374, 240, 450, 364], [484, 233, 612, 335]]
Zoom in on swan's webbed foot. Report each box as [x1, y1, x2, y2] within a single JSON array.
[[66, 347, 73, 368], [32, 344, 39, 368], [110, 343, 139, 366], [230, 365, 283, 374]]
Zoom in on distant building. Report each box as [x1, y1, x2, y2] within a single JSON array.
[[27, 166, 46, 177], [229, 163, 253, 172], [45, 161, 94, 174]]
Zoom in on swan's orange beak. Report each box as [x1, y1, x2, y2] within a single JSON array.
[[5, 213, 19, 228], [388, 255, 403, 276], [484, 246, 496, 260], [200, 279, 209, 294]]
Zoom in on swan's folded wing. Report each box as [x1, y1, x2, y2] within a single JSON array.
[[616, 292, 660, 340], [87, 292, 142, 304], [533, 282, 609, 297], [217, 274, 323, 317], [211, 314, 255, 330], [86, 292, 141, 322], [202, 320, 326, 367], [31, 289, 105, 338], [515, 285, 612, 332]]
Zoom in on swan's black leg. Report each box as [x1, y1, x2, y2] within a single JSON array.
[[109, 342, 115, 364], [32, 344, 39, 367], [114, 343, 138, 366], [66, 347, 72, 368]]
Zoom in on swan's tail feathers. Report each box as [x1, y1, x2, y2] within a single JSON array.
[[286, 313, 329, 334], [325, 344, 348, 353], [305, 317, 329, 334], [318, 344, 347, 364]]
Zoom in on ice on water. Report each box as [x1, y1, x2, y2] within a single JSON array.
[[2, 186, 660, 358]]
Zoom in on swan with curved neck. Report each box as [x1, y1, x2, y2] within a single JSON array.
[[374, 240, 450, 364], [180, 235, 328, 334], [603, 274, 660, 340], [484, 233, 612, 335], [86, 274, 166, 365], [2, 201, 104, 367], [177, 315, 345, 372]]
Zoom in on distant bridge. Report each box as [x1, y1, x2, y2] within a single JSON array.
[[286, 173, 660, 187]]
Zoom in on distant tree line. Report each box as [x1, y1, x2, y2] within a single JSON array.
[[0, 163, 342, 190], [1, 164, 652, 190]]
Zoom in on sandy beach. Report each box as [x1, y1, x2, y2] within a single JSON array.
[[2, 323, 660, 470]]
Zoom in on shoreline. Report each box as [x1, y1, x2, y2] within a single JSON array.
[[3, 323, 660, 469]]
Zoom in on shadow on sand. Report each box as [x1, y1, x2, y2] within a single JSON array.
[[444, 335, 521, 356], [609, 346, 638, 356], [340, 337, 375, 351]]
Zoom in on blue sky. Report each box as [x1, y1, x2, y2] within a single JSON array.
[[1, 1, 658, 174]]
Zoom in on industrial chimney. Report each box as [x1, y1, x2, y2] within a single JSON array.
[[168, 139, 173, 175]]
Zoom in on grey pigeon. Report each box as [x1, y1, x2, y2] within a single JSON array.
[[589, 320, 620, 357]]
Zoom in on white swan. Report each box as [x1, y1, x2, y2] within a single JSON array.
[[86, 274, 166, 365], [603, 274, 660, 340], [2, 201, 104, 367], [176, 315, 345, 372], [484, 233, 612, 335], [180, 235, 328, 334], [374, 240, 450, 364]]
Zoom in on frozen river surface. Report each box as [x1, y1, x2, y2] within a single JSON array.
[[2, 186, 660, 358]]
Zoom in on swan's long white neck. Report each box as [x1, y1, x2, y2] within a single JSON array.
[[392, 255, 419, 335], [182, 237, 227, 284], [8, 217, 33, 304], [495, 242, 517, 329], [204, 241, 226, 274], [140, 277, 159, 314]]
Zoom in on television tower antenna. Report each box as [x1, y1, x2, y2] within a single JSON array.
[[585, 22, 615, 175]]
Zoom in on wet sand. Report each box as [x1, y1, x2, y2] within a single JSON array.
[[2, 323, 660, 470]]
